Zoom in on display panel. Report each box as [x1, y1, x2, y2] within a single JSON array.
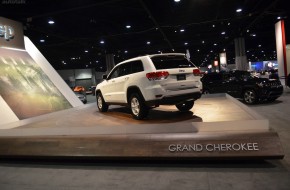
[[250, 60, 278, 71], [0, 48, 72, 119]]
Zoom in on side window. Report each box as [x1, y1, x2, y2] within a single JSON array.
[[119, 63, 131, 77], [223, 74, 230, 81], [107, 66, 120, 80], [210, 74, 222, 81], [131, 60, 144, 73]]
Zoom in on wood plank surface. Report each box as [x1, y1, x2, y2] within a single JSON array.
[[0, 132, 284, 160]]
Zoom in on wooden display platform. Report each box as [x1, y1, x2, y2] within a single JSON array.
[[0, 131, 284, 160], [0, 94, 285, 160]]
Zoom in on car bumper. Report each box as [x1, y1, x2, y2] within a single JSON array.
[[258, 86, 283, 99], [145, 92, 202, 106]]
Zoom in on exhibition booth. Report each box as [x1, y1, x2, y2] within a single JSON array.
[[0, 17, 285, 160]]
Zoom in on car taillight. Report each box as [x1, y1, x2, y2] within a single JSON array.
[[193, 69, 201, 76], [146, 71, 169, 81]]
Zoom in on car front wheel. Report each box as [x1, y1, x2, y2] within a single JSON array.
[[176, 100, 194, 112], [96, 92, 108, 112], [243, 89, 257, 104], [129, 93, 149, 120]]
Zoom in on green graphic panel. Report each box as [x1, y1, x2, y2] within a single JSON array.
[[0, 48, 72, 119]]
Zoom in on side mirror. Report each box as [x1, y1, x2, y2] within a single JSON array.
[[102, 74, 107, 80]]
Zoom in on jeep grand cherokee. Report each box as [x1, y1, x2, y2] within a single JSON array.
[[201, 70, 283, 104], [95, 53, 202, 119]]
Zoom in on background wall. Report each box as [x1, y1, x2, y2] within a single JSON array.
[[57, 69, 105, 90]]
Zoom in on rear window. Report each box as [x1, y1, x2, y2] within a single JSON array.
[[151, 55, 195, 70]]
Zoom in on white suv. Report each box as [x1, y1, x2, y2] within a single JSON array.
[[95, 53, 202, 119]]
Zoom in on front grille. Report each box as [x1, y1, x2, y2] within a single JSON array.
[[266, 82, 280, 87]]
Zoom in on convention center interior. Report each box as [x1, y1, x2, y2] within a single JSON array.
[[0, 0, 290, 189]]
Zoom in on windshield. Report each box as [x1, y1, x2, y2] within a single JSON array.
[[232, 71, 254, 80], [151, 55, 195, 70]]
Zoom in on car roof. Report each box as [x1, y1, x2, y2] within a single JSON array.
[[117, 53, 186, 65]]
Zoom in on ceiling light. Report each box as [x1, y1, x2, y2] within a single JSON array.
[[250, 33, 256, 37], [40, 39, 45, 42], [180, 29, 185, 32], [84, 50, 88, 53], [277, 16, 281, 20], [212, 24, 215, 28], [214, 43, 217, 46], [221, 32, 226, 35], [100, 40, 105, 44], [236, 8, 242, 13], [227, 22, 231, 26], [126, 25, 131, 29], [258, 44, 262, 47], [147, 41, 151, 45], [202, 40, 205, 44], [184, 42, 188, 45], [174, 0, 181, 2], [48, 20, 54, 24], [124, 50, 128, 53]]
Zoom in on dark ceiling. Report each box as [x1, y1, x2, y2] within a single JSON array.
[[1, 0, 289, 71]]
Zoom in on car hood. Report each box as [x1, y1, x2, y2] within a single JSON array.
[[247, 77, 281, 84]]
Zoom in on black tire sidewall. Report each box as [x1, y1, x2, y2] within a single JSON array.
[[96, 92, 108, 112], [176, 100, 194, 112]]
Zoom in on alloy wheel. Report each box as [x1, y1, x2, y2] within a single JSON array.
[[97, 95, 103, 109], [244, 90, 256, 104], [131, 97, 140, 116]]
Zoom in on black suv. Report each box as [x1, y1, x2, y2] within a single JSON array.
[[201, 70, 283, 104]]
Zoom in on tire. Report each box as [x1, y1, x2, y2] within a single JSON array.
[[203, 89, 210, 94], [96, 92, 108, 112], [243, 89, 257, 104], [129, 93, 149, 120], [176, 100, 194, 112]]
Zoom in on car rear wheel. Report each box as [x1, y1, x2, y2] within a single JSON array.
[[96, 92, 108, 112], [243, 89, 257, 104], [203, 89, 210, 94], [129, 93, 149, 120], [176, 100, 194, 112]]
